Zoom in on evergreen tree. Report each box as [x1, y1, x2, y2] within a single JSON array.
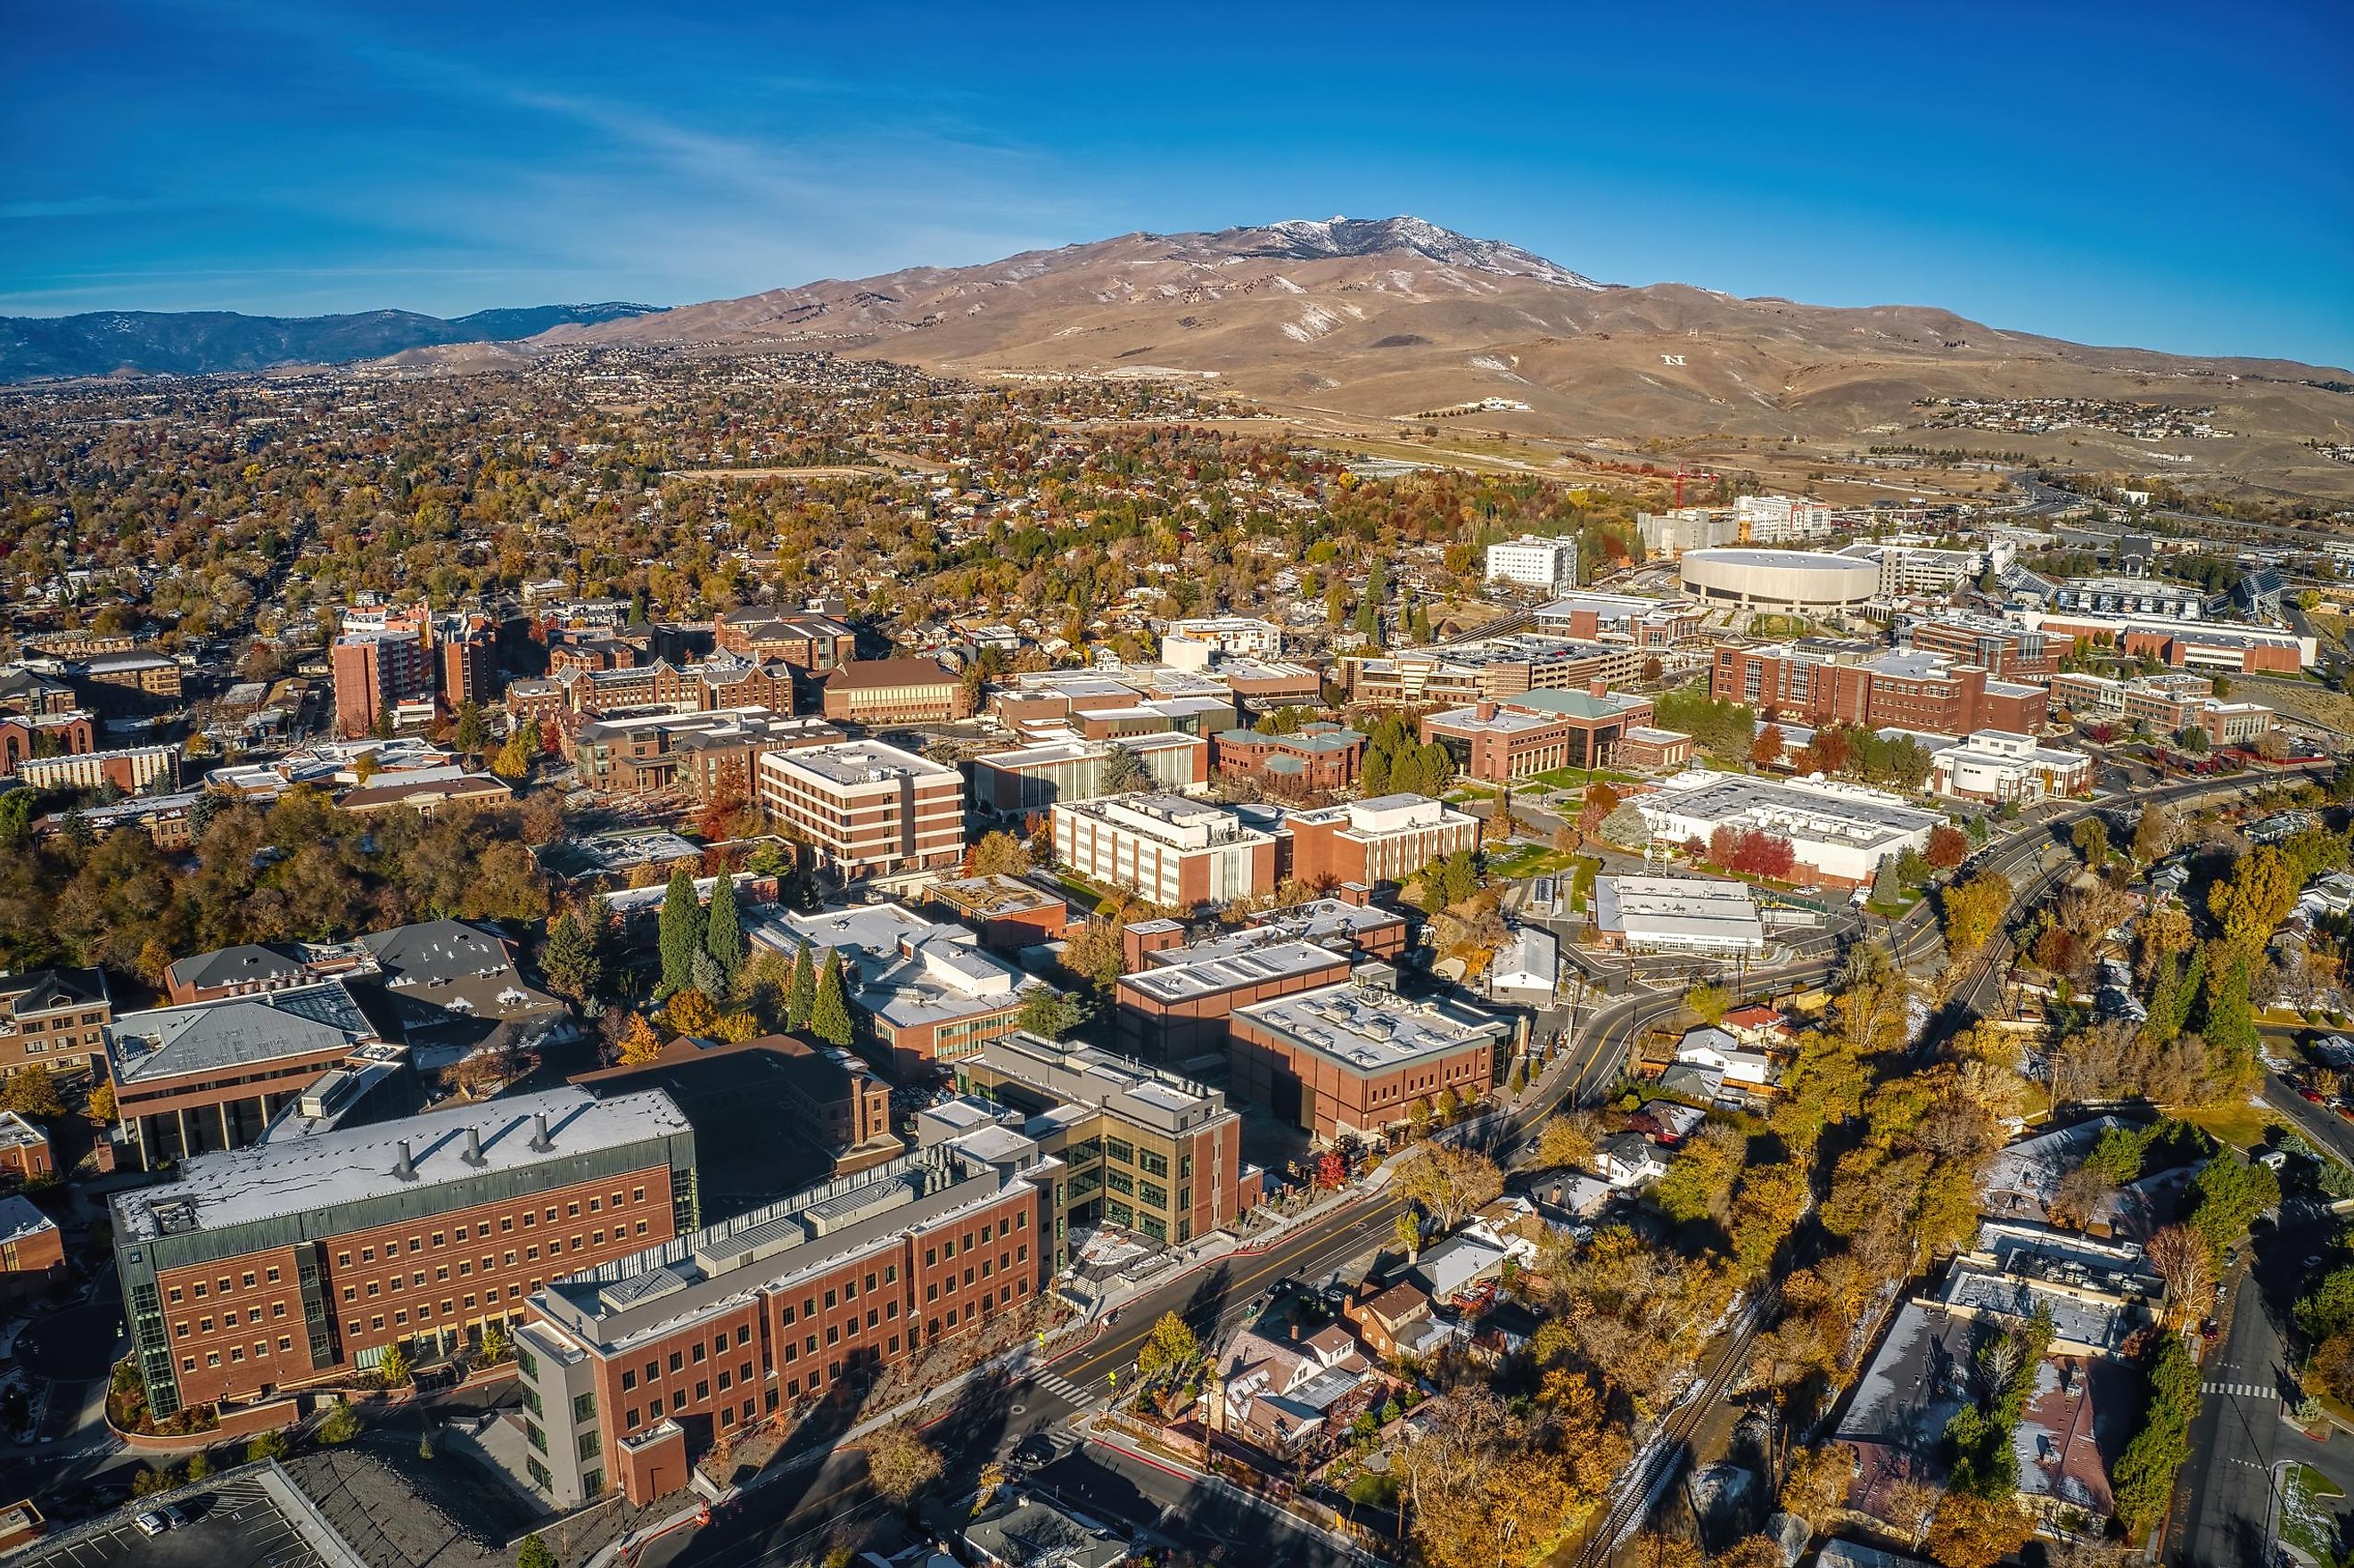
[[657, 865, 704, 997], [454, 700, 489, 755], [784, 942, 816, 1031], [704, 873, 744, 985], [1870, 854, 1898, 907], [372, 702, 395, 741], [810, 948, 855, 1047], [1098, 743, 1149, 794], [2140, 955, 2182, 1045], [542, 910, 603, 1003]]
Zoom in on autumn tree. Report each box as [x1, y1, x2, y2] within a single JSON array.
[[1652, 1121, 1747, 1226], [1395, 1144, 1503, 1230], [1535, 1112, 1602, 1171], [616, 1014, 663, 1066], [1939, 869, 2012, 958], [2070, 816, 2109, 866], [1135, 1310, 1202, 1385], [1016, 987, 1086, 1040], [1683, 981, 1731, 1026], [2144, 1223, 2212, 1329], [1749, 722, 1785, 770], [969, 830, 1033, 877], [659, 988, 721, 1038], [1924, 822, 1969, 871], [858, 1424, 942, 1509]]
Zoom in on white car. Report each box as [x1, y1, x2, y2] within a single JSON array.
[[134, 1506, 185, 1537]]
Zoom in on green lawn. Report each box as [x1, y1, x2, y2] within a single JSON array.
[[1525, 767, 1639, 792], [1486, 843, 1576, 882], [2280, 1462, 2344, 1565], [2180, 1098, 2286, 1153]]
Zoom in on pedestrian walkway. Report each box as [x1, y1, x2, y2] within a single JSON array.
[[2202, 1380, 2278, 1400], [1029, 1367, 1094, 1406]]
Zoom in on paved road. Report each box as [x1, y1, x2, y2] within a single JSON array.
[[2174, 1271, 2291, 1568]]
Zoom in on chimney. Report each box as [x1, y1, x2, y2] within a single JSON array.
[[1475, 700, 1497, 722], [462, 1126, 486, 1166], [392, 1140, 416, 1181], [1590, 678, 1608, 699], [530, 1112, 554, 1152]]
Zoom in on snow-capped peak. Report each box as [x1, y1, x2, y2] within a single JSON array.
[[1205, 216, 1609, 290]]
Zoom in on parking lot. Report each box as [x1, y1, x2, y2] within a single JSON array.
[[12, 1471, 346, 1568]]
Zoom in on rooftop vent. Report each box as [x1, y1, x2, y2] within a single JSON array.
[[530, 1112, 554, 1153], [462, 1126, 486, 1167], [392, 1140, 417, 1181]]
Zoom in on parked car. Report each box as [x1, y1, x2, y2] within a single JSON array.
[[135, 1506, 186, 1537]]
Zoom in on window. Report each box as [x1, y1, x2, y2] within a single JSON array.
[[1104, 1137, 1133, 1164], [574, 1392, 597, 1423], [1138, 1150, 1169, 1178], [669, 1352, 684, 1373], [718, 1370, 731, 1391], [691, 1342, 706, 1365], [695, 1380, 709, 1401], [526, 1421, 547, 1454], [736, 1325, 751, 1347], [578, 1431, 600, 1462], [622, 1370, 637, 1391]]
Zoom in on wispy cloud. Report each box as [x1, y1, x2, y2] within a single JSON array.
[[0, 195, 172, 220]]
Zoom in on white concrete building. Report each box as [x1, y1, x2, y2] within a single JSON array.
[[1050, 792, 1276, 909], [1735, 495, 1835, 543], [1631, 770, 1941, 890], [1167, 617, 1286, 657], [1914, 729, 2093, 804], [1591, 874, 1766, 956], [1485, 536, 1579, 594]]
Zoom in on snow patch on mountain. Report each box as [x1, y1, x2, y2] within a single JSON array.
[[1205, 217, 1610, 291]]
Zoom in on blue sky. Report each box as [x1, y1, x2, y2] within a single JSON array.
[[5, 0, 2350, 366]]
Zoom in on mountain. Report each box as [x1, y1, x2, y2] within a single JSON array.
[[0, 301, 661, 382], [538, 216, 2354, 500]]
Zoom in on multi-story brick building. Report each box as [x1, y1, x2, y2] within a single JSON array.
[[711, 609, 857, 671], [570, 709, 842, 799], [1256, 794, 1483, 888], [1209, 725, 1365, 794], [1531, 592, 1706, 649], [1113, 933, 1353, 1065], [0, 710, 95, 777], [1711, 644, 2046, 736], [103, 981, 392, 1169], [1, 1194, 64, 1305], [818, 659, 972, 726], [0, 1110, 54, 1182], [0, 967, 112, 1074], [2048, 671, 2276, 747], [1227, 981, 1510, 1143], [754, 742, 965, 882], [333, 632, 432, 738], [950, 1032, 1254, 1254], [1420, 690, 1650, 782], [1902, 615, 2060, 681], [1050, 794, 1276, 911], [70, 652, 184, 711], [112, 1087, 696, 1421], [513, 1131, 1049, 1506]]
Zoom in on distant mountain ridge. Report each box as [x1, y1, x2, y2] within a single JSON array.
[[0, 301, 661, 382]]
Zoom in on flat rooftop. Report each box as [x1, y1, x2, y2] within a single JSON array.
[[969, 1030, 1230, 1133], [761, 739, 955, 789], [1233, 981, 1508, 1075], [1593, 874, 1766, 946], [106, 981, 378, 1086], [111, 1087, 689, 1242], [1122, 936, 1347, 1002]]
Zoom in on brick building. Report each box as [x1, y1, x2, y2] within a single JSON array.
[[0, 710, 95, 777], [0, 967, 112, 1074], [333, 632, 432, 738], [1209, 725, 1365, 794], [1113, 934, 1353, 1065], [1711, 644, 2046, 736], [570, 710, 843, 800], [1050, 794, 1276, 912], [926, 876, 1071, 952], [1345, 636, 1642, 708], [752, 903, 1035, 1078], [1227, 981, 1510, 1144], [0, 1195, 64, 1305], [0, 1110, 54, 1182], [1421, 685, 1656, 783], [1262, 794, 1483, 888], [513, 1132, 1049, 1506], [711, 609, 857, 671], [754, 742, 965, 882], [819, 659, 972, 725], [111, 1087, 696, 1421], [1903, 615, 2061, 681], [103, 981, 391, 1170], [2048, 672, 2276, 747]]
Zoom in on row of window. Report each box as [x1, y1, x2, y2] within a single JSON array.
[[180, 1334, 295, 1371], [332, 1188, 651, 1268]]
